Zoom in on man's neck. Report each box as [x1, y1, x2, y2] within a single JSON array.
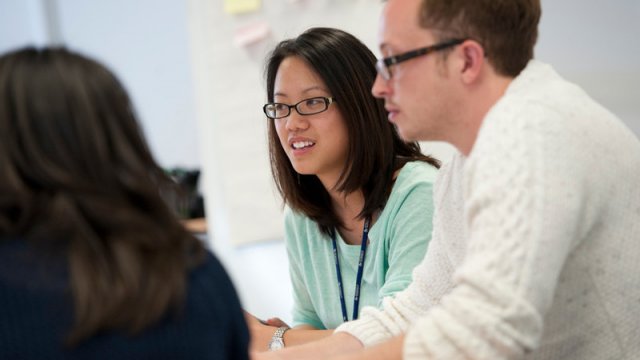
[[456, 74, 514, 156]]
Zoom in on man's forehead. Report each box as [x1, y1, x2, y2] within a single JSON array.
[[378, 1, 434, 51]]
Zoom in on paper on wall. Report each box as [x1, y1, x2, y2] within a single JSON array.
[[224, 0, 261, 15]]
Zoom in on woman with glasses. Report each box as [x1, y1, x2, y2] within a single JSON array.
[[0, 47, 248, 359], [247, 27, 440, 352]]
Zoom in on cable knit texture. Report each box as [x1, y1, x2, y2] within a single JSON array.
[[336, 60, 640, 359]]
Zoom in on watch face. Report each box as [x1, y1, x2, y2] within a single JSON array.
[[269, 339, 284, 350]]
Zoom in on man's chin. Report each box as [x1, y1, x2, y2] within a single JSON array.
[[395, 127, 420, 142]]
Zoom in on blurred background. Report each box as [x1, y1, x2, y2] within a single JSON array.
[[2, 0, 638, 325]]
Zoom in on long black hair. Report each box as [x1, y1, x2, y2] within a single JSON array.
[[0, 47, 205, 345]]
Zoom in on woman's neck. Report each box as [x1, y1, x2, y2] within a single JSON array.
[[317, 172, 369, 244], [330, 190, 364, 222], [331, 189, 367, 245]]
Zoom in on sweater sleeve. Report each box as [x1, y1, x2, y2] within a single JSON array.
[[403, 101, 592, 359]]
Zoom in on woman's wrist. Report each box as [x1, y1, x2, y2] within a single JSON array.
[[268, 326, 290, 351]]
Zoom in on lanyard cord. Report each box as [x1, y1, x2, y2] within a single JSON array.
[[331, 216, 371, 322]]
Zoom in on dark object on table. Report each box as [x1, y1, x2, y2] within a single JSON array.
[[165, 168, 205, 219]]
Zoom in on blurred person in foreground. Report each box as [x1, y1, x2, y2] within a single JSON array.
[[0, 47, 249, 359]]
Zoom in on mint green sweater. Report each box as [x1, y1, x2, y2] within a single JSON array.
[[285, 161, 437, 329]]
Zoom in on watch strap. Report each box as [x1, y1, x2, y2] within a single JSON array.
[[268, 326, 289, 351]]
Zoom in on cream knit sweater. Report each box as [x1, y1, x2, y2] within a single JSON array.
[[336, 61, 640, 359]]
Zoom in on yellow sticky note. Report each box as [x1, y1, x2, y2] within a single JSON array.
[[224, 0, 261, 14]]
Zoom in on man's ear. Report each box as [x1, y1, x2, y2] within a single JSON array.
[[459, 40, 485, 84]]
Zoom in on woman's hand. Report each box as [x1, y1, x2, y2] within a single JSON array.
[[264, 317, 290, 328], [245, 311, 335, 350], [245, 311, 284, 352]]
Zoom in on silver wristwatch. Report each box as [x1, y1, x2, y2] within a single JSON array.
[[268, 326, 289, 351]]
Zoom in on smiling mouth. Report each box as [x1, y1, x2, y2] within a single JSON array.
[[291, 141, 315, 150]]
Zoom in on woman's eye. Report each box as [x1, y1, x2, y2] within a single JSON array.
[[306, 98, 322, 107]]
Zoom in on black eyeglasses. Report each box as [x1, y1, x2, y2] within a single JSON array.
[[375, 38, 467, 80], [263, 96, 335, 120]]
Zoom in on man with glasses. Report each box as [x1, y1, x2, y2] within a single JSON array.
[[254, 0, 640, 359]]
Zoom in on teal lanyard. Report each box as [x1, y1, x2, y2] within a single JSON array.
[[330, 216, 371, 322]]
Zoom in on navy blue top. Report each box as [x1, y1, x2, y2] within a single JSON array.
[[0, 238, 249, 359]]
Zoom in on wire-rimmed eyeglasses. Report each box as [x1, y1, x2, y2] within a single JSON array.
[[375, 38, 467, 80], [263, 96, 335, 120]]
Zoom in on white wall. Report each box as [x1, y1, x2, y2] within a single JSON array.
[[537, 0, 640, 134], [0, 0, 48, 49], [0, 0, 201, 169]]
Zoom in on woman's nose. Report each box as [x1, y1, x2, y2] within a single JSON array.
[[284, 110, 309, 131]]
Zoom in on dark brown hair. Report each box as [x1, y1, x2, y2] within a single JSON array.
[[419, 0, 541, 76], [0, 47, 205, 345], [265, 27, 440, 236]]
